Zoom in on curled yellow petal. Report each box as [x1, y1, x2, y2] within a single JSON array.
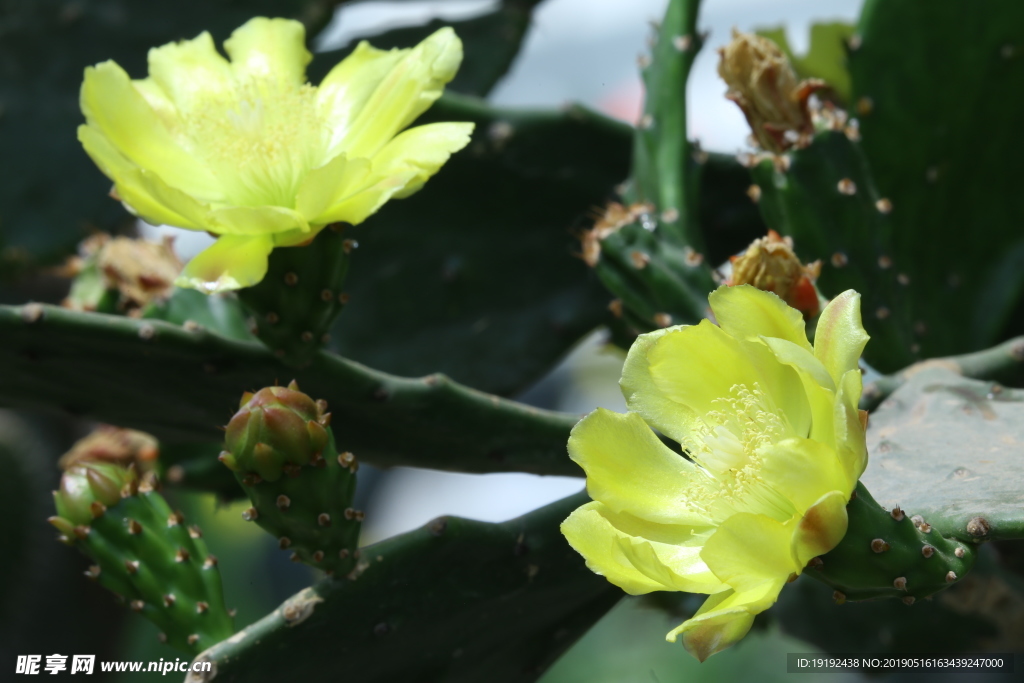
[[176, 235, 274, 294], [80, 62, 216, 198], [669, 579, 787, 661], [815, 290, 870, 387], [700, 513, 796, 591], [562, 502, 725, 595], [223, 17, 311, 84], [791, 490, 849, 567], [568, 409, 713, 527], [333, 27, 464, 160], [709, 284, 811, 351]]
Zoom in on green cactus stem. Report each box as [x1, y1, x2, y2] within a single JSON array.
[[49, 461, 234, 654], [187, 491, 619, 683], [809, 482, 976, 604], [581, 0, 716, 337], [0, 304, 578, 476], [237, 226, 353, 368], [220, 382, 361, 576], [861, 335, 1024, 411]]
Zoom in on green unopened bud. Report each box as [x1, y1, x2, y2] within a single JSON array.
[[223, 381, 331, 481], [53, 461, 137, 527]]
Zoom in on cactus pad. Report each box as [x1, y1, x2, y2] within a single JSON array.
[[237, 227, 353, 368], [811, 482, 976, 603], [0, 304, 578, 476], [221, 383, 361, 575], [188, 491, 619, 683], [50, 462, 234, 654], [861, 367, 1024, 543]]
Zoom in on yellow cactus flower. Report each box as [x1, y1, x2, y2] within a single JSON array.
[[78, 18, 474, 293], [561, 285, 869, 661]]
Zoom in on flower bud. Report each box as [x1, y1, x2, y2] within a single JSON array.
[[52, 461, 138, 527], [222, 381, 331, 481], [58, 424, 158, 471]]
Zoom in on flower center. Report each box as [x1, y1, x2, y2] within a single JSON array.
[[681, 383, 796, 521], [692, 383, 786, 470], [182, 78, 328, 207]]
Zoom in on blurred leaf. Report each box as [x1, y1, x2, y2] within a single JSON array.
[[329, 93, 632, 395], [774, 570, 998, 657], [144, 288, 254, 343], [699, 152, 766, 265], [848, 0, 1024, 364], [542, 595, 844, 683], [195, 491, 619, 683]]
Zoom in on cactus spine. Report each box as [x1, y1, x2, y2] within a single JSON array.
[[220, 381, 362, 576], [49, 461, 234, 654]]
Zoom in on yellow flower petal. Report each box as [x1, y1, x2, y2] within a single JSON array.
[[313, 169, 421, 226], [78, 125, 197, 228], [759, 336, 837, 444], [834, 369, 868, 483], [567, 408, 714, 527], [815, 290, 870, 387], [208, 205, 310, 236], [176, 234, 274, 294], [602, 505, 724, 593], [295, 154, 372, 222], [317, 42, 409, 154], [312, 122, 474, 225], [368, 121, 475, 199], [80, 62, 217, 197], [756, 437, 849, 513], [131, 169, 214, 228], [333, 28, 463, 160], [791, 490, 849, 567], [621, 321, 810, 447], [223, 17, 311, 84], [700, 513, 797, 591], [147, 30, 234, 114], [668, 578, 786, 661], [561, 505, 670, 595], [272, 228, 320, 248], [759, 336, 834, 392], [710, 285, 811, 351], [132, 78, 181, 132], [618, 534, 724, 594], [562, 502, 726, 595]]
